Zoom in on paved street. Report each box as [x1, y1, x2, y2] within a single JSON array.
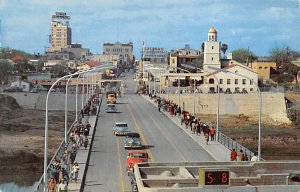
[[83, 73, 215, 192]]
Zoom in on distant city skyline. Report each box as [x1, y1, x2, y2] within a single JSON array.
[[0, 0, 299, 58]]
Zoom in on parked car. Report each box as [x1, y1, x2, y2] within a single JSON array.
[[3, 86, 23, 92], [112, 122, 129, 136], [106, 104, 117, 113], [126, 150, 149, 175], [30, 86, 47, 93], [208, 89, 216, 94], [124, 132, 142, 149], [224, 88, 232, 94]]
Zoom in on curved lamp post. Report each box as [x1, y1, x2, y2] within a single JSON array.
[[43, 64, 114, 188], [208, 66, 262, 161]]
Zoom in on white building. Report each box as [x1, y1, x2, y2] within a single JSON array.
[[202, 27, 258, 93], [143, 47, 167, 63], [86, 54, 119, 66], [203, 27, 221, 73], [11, 80, 33, 92]]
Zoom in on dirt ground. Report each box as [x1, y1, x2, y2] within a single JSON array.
[[198, 114, 300, 160], [0, 94, 75, 186]]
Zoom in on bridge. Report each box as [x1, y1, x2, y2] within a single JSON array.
[[34, 72, 300, 192]]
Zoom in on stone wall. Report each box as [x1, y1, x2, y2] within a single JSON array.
[[161, 92, 291, 124]]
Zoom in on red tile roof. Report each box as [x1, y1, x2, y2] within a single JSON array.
[[206, 63, 255, 77], [10, 55, 25, 62], [86, 61, 101, 67]]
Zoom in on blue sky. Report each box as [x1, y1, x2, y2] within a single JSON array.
[[0, 0, 299, 58]]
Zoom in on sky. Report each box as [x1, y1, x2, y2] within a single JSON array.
[[0, 0, 300, 58]]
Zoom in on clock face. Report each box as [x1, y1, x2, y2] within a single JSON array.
[[204, 171, 230, 185]]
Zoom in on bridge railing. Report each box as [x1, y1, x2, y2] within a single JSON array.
[[217, 131, 264, 161]]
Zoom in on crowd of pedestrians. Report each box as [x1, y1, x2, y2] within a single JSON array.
[[147, 92, 254, 162], [47, 93, 99, 192]]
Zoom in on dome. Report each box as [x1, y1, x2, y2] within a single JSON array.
[[209, 27, 217, 33]]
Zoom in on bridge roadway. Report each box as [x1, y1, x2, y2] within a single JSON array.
[[83, 74, 216, 192]]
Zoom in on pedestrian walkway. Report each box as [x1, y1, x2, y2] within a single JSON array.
[[67, 115, 97, 191], [142, 95, 231, 162]]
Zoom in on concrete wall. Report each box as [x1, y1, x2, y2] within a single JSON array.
[[2, 92, 84, 111], [162, 92, 291, 124]]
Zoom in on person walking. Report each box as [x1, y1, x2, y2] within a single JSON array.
[[237, 149, 245, 161], [58, 179, 68, 192], [230, 149, 237, 161], [251, 152, 258, 161], [71, 162, 80, 183], [210, 126, 216, 141], [47, 177, 57, 192]]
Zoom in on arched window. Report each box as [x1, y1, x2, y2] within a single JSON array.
[[209, 78, 214, 84]]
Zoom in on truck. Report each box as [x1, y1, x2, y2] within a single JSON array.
[[106, 91, 116, 104]]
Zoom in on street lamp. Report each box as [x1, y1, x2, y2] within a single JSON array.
[[208, 66, 262, 161], [43, 64, 114, 189]]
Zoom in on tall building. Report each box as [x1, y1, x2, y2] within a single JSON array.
[[48, 12, 72, 52], [203, 27, 221, 73], [103, 42, 133, 65]]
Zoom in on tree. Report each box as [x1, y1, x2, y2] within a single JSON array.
[[201, 42, 205, 52], [232, 48, 257, 64], [221, 43, 228, 57], [50, 64, 68, 77], [0, 59, 13, 85]]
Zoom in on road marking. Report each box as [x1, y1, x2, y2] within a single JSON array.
[[147, 109, 187, 161], [115, 114, 125, 192], [125, 103, 155, 161]]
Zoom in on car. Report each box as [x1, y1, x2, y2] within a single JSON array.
[[124, 132, 142, 149], [112, 122, 129, 136], [30, 86, 48, 93], [207, 89, 216, 94], [106, 104, 117, 113], [126, 150, 149, 175], [3, 86, 23, 92]]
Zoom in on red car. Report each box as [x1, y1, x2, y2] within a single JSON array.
[[126, 150, 149, 175]]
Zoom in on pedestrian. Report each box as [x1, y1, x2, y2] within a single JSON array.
[[244, 154, 249, 161], [230, 149, 237, 161], [210, 126, 216, 141], [71, 162, 80, 183], [47, 177, 57, 192], [58, 179, 68, 192], [251, 152, 258, 161], [204, 130, 209, 145], [237, 149, 245, 161]]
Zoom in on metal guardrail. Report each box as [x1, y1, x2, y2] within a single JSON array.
[[218, 131, 264, 161]]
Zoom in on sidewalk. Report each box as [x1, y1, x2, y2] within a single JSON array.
[[67, 115, 97, 192], [142, 94, 231, 162]]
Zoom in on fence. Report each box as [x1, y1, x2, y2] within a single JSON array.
[[218, 131, 264, 161]]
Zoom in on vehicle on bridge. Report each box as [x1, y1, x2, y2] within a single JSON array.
[[106, 91, 116, 104], [106, 104, 117, 113], [124, 132, 142, 149], [112, 122, 129, 136], [126, 150, 149, 175]]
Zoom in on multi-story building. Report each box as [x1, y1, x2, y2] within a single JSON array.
[[48, 12, 72, 52], [86, 54, 119, 66], [251, 61, 276, 80], [142, 47, 167, 63], [203, 27, 221, 73], [169, 44, 201, 71], [103, 42, 133, 65]]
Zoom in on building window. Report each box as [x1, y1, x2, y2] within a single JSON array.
[[220, 79, 223, 84], [227, 79, 231, 85], [209, 78, 214, 84], [250, 80, 253, 85], [172, 59, 175, 64], [250, 88, 253, 91], [212, 46, 214, 49], [211, 57, 214, 61], [242, 79, 246, 85], [264, 66, 268, 69], [259, 67, 262, 69], [235, 79, 238, 84]]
